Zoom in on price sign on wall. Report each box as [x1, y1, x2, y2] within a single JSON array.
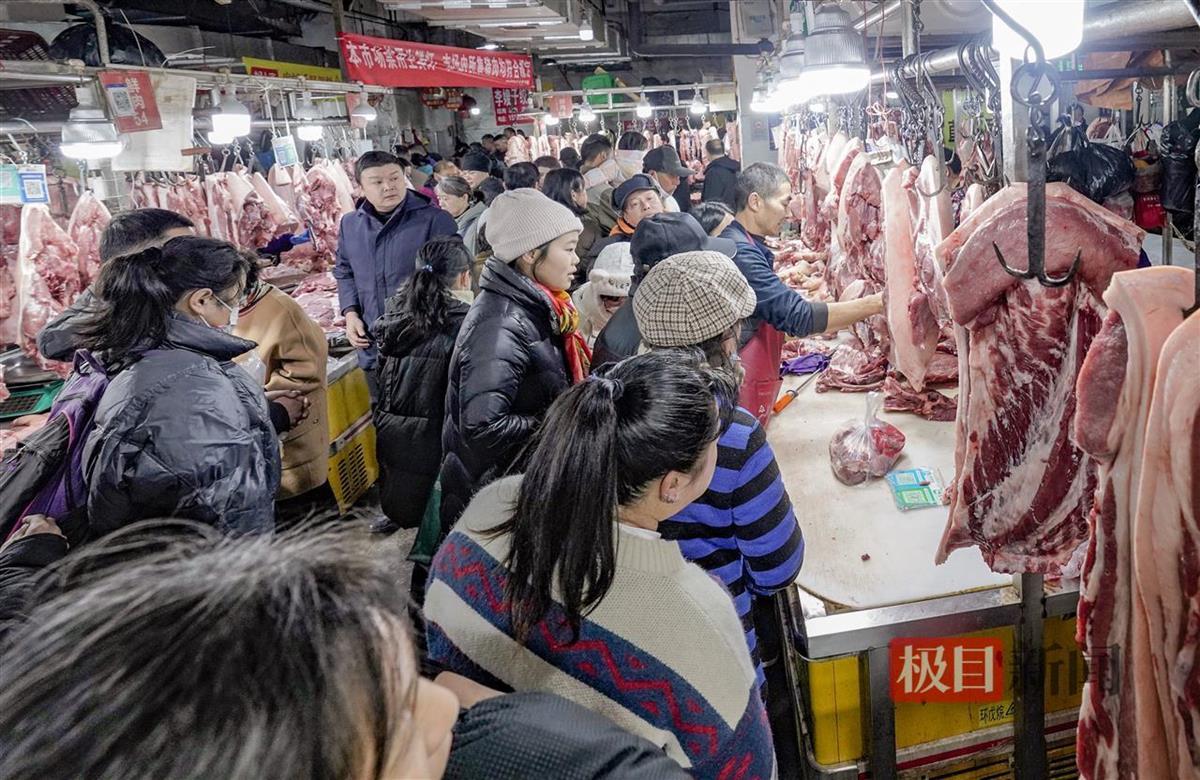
[[492, 88, 533, 125]]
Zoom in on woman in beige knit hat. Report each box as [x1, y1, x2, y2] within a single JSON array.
[[437, 188, 588, 534]]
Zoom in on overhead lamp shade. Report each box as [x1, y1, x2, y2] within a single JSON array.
[[990, 0, 1083, 60], [351, 100, 378, 122], [213, 87, 252, 137], [800, 4, 870, 97], [60, 87, 124, 160], [206, 130, 235, 146], [578, 103, 596, 122], [294, 91, 319, 122], [775, 73, 815, 108], [689, 92, 706, 115], [544, 112, 560, 126], [469, 106, 481, 116], [636, 97, 652, 118], [579, 19, 594, 41]]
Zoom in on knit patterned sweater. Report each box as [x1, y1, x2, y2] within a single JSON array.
[[424, 476, 777, 779], [660, 407, 805, 690]]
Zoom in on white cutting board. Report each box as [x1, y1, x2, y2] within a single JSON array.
[[768, 375, 1011, 610]]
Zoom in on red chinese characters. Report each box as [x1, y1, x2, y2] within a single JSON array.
[[339, 33, 534, 89], [889, 637, 1004, 703]]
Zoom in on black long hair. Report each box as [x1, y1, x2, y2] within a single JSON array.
[[542, 168, 587, 216], [79, 236, 251, 359], [494, 351, 735, 644], [396, 236, 471, 338], [617, 131, 648, 152]]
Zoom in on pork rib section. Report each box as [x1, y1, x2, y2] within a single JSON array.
[[1072, 267, 1192, 780], [933, 183, 1143, 573], [1133, 311, 1200, 780]]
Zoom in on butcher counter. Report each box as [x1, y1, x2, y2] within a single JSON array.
[[767, 374, 1083, 779], [325, 350, 378, 512]]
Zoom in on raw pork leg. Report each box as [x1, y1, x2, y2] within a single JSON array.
[[1133, 311, 1200, 780], [882, 162, 938, 391], [934, 183, 1143, 573], [18, 204, 81, 373], [910, 156, 955, 333], [1072, 267, 1192, 780], [67, 191, 111, 287], [959, 183, 987, 223]]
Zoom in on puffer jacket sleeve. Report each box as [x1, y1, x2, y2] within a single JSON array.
[[333, 214, 360, 315], [87, 371, 277, 536], [456, 310, 541, 455], [37, 286, 97, 362]]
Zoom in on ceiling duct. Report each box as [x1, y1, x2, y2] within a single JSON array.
[[627, 0, 771, 57]]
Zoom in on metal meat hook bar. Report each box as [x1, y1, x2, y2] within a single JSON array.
[[982, 0, 1080, 288]]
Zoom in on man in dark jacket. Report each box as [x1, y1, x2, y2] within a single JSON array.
[[724, 162, 883, 422], [643, 146, 693, 213], [590, 212, 736, 371], [701, 138, 741, 210], [333, 151, 458, 390]]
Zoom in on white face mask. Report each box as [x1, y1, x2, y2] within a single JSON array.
[[599, 157, 624, 186], [214, 296, 239, 332], [614, 150, 645, 180]]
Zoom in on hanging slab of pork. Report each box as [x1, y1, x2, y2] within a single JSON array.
[[933, 182, 1144, 574], [1131, 310, 1200, 780], [1071, 266, 1193, 780]]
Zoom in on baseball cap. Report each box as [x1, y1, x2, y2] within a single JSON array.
[[629, 212, 736, 274], [643, 146, 693, 178], [633, 251, 756, 347], [612, 174, 657, 212]]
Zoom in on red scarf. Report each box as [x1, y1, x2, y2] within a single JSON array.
[[609, 218, 637, 237], [535, 282, 591, 383]]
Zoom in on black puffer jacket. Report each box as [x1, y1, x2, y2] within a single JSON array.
[[373, 292, 469, 527], [438, 258, 570, 532]]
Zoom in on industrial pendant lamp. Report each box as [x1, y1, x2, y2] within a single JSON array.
[[774, 13, 812, 108], [351, 88, 378, 123], [544, 112, 560, 126], [796, 4, 869, 97], [212, 85, 252, 138], [990, 0, 1083, 60], [578, 101, 596, 123], [750, 72, 781, 114], [579, 17, 594, 41], [689, 90, 707, 115], [60, 86, 124, 160], [636, 94, 652, 118], [295, 91, 323, 141]]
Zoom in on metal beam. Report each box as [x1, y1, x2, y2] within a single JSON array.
[[869, 0, 1199, 86], [852, 0, 903, 33]]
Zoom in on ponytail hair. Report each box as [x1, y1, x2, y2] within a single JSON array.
[[79, 236, 251, 358], [399, 236, 471, 337], [495, 350, 735, 644]]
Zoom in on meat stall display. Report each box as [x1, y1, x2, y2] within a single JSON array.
[[67, 191, 112, 288], [933, 183, 1144, 575], [17, 204, 82, 375], [1070, 266, 1194, 780]]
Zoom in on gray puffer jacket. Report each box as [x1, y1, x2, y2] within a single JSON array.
[[83, 314, 281, 536]]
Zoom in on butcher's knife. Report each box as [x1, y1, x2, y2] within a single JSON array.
[[773, 369, 822, 414]]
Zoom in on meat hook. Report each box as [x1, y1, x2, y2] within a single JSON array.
[[913, 53, 949, 198], [981, 0, 1078, 288]]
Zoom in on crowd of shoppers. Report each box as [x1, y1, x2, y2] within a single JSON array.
[[0, 126, 895, 778]]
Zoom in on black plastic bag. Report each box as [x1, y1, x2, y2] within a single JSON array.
[[1047, 137, 1135, 205], [49, 22, 167, 68], [1159, 120, 1199, 214]]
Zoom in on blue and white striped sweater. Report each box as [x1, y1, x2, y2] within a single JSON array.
[[660, 407, 804, 689]]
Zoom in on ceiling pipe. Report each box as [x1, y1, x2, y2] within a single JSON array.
[[21, 0, 109, 67], [869, 0, 1198, 86], [626, 0, 771, 57], [852, 0, 903, 32]]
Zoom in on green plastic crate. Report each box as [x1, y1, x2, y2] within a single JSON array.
[[0, 380, 63, 421]]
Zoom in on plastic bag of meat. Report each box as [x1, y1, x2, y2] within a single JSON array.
[[829, 392, 906, 485]]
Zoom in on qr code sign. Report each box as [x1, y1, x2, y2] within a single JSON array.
[[107, 84, 135, 117], [22, 178, 44, 200]]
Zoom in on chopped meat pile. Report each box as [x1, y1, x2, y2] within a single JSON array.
[[290, 272, 344, 332]]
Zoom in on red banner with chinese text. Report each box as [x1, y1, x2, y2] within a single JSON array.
[[338, 33, 534, 89], [98, 71, 162, 133], [492, 88, 533, 125]]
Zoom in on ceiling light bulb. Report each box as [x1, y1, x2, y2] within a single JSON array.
[[478, 43, 500, 50], [808, 100, 826, 114], [689, 92, 706, 115], [990, 0, 1083, 60], [885, 90, 899, 100], [579, 18, 594, 41], [469, 106, 481, 116], [294, 91, 319, 122], [636, 96, 652, 119], [544, 112, 560, 126], [578, 103, 596, 123], [796, 5, 871, 98], [212, 86, 251, 138], [297, 123, 323, 142], [206, 130, 235, 146]]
